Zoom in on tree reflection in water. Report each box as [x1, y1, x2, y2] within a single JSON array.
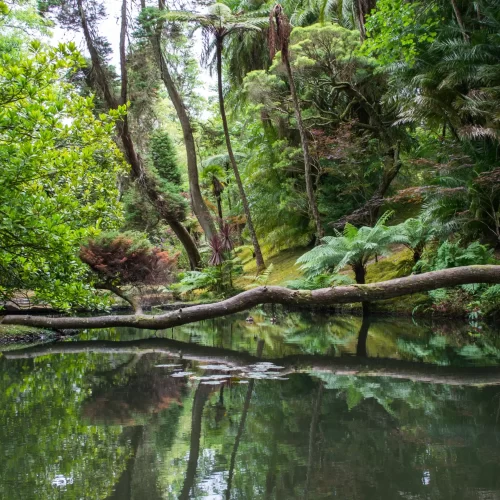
[[1, 312, 500, 498]]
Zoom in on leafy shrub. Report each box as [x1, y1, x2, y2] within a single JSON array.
[[170, 258, 243, 297], [415, 240, 493, 273], [415, 240, 495, 317], [171, 268, 221, 294], [80, 231, 178, 286], [479, 285, 500, 318]]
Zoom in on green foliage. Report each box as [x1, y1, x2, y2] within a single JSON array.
[[171, 259, 242, 297], [413, 239, 494, 315], [297, 212, 408, 280], [150, 130, 182, 186], [289, 22, 362, 69], [478, 284, 500, 317], [172, 269, 220, 294], [363, 0, 440, 65], [123, 129, 187, 237], [242, 263, 275, 289], [286, 272, 355, 290], [0, 39, 125, 309], [416, 240, 493, 273], [161, 2, 267, 70], [396, 217, 440, 262]]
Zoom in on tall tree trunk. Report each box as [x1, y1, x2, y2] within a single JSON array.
[[282, 48, 323, 242], [450, 0, 469, 42], [216, 40, 265, 270], [356, 0, 377, 41], [76, 0, 201, 269], [357, 0, 367, 40], [149, 9, 216, 242]]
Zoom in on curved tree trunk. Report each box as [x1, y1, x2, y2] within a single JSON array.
[[216, 41, 265, 270], [96, 283, 143, 315], [3, 266, 500, 330], [149, 26, 216, 242], [282, 49, 323, 243], [8, 336, 500, 387], [76, 0, 201, 269]]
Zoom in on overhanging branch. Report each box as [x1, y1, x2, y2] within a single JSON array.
[[5, 337, 500, 386], [2, 266, 500, 330]]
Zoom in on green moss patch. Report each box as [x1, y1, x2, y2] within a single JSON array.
[[365, 248, 430, 314], [235, 246, 306, 287]]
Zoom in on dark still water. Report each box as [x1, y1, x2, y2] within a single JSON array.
[[2, 311, 500, 499]]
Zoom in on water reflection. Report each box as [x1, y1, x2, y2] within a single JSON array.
[[1, 312, 500, 498]]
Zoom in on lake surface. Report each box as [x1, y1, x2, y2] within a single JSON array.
[[2, 310, 500, 499]]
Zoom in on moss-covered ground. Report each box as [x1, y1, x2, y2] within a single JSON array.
[[236, 244, 431, 315], [365, 248, 431, 314], [234, 246, 306, 287]]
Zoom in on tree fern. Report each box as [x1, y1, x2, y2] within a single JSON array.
[[296, 212, 409, 283]]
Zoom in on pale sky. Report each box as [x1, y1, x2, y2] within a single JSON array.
[[50, 0, 215, 98]]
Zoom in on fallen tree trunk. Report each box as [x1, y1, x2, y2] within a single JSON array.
[[5, 337, 500, 387], [2, 266, 499, 330]]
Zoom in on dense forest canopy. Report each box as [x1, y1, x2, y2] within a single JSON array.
[[1, 0, 500, 318]]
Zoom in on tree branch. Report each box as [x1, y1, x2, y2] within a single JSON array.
[[95, 283, 143, 314], [5, 336, 500, 387], [2, 266, 500, 330]]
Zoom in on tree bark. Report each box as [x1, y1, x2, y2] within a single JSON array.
[[353, 264, 370, 315], [356, 0, 378, 41], [450, 0, 469, 42], [8, 335, 500, 387], [216, 40, 265, 270], [76, 0, 201, 269], [96, 283, 143, 315], [282, 49, 324, 242], [149, 10, 216, 242], [3, 266, 500, 330], [357, 0, 367, 40]]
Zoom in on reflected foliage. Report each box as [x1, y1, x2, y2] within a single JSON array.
[[2, 313, 500, 498]]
